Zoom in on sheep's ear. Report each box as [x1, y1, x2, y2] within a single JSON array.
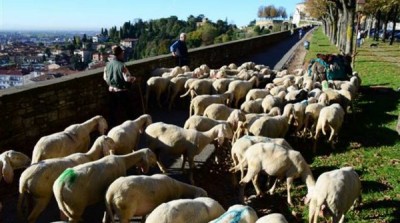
[[1, 158, 14, 184]]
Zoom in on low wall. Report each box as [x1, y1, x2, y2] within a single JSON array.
[[0, 30, 291, 154]]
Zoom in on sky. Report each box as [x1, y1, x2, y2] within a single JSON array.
[[0, 0, 302, 31]]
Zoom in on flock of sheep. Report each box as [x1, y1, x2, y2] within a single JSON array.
[[0, 60, 363, 223]]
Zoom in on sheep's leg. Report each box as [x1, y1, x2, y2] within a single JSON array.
[[188, 157, 195, 185], [156, 92, 162, 108], [332, 213, 343, 223], [313, 127, 321, 154], [181, 154, 187, 171], [27, 196, 51, 223], [328, 125, 336, 150], [286, 177, 294, 206], [240, 165, 259, 185], [155, 151, 168, 173], [268, 178, 279, 195], [251, 174, 263, 197]]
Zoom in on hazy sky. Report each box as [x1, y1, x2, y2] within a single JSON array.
[[0, 0, 302, 31]]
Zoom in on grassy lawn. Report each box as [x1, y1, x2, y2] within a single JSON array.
[[294, 28, 400, 222]]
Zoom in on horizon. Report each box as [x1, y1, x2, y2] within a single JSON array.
[[1, 0, 302, 32]]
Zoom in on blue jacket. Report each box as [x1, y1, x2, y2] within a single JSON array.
[[170, 40, 188, 58]]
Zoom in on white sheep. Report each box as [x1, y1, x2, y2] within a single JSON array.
[[261, 91, 286, 113], [314, 103, 345, 152], [240, 99, 263, 114], [52, 148, 157, 223], [245, 88, 270, 101], [189, 92, 232, 116], [226, 76, 259, 108], [248, 103, 293, 138], [181, 79, 214, 100], [230, 142, 315, 206], [104, 174, 207, 223], [145, 76, 172, 109], [302, 102, 326, 139], [145, 122, 233, 184], [18, 136, 115, 223], [231, 135, 293, 180], [306, 167, 361, 223], [31, 115, 108, 164], [209, 204, 258, 223], [212, 78, 235, 94], [0, 150, 31, 184], [107, 114, 152, 155], [290, 99, 317, 136], [256, 213, 288, 223], [203, 104, 246, 121], [145, 197, 225, 223]]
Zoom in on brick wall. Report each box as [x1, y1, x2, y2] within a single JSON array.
[[0, 30, 290, 155]]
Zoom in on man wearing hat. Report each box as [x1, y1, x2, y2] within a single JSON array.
[[104, 45, 136, 127]]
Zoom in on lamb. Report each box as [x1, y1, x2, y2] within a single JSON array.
[[226, 76, 259, 108], [0, 150, 31, 184], [314, 103, 345, 152], [203, 104, 246, 121], [306, 167, 361, 223], [18, 136, 115, 223], [104, 174, 207, 223], [209, 204, 258, 223], [256, 213, 288, 223], [189, 92, 232, 116], [248, 103, 293, 138], [31, 115, 108, 164], [145, 122, 233, 184], [107, 114, 152, 155], [230, 142, 315, 206], [145, 76, 172, 109], [52, 148, 157, 223], [145, 197, 225, 223]]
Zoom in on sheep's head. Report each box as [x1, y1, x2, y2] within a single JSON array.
[[98, 136, 116, 156], [194, 187, 208, 197], [139, 114, 153, 133], [2, 150, 31, 170], [0, 150, 29, 184], [138, 148, 157, 174], [97, 116, 108, 135]]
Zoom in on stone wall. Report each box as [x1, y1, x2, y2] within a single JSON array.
[[0, 30, 290, 154]]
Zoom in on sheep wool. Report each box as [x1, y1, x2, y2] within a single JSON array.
[[58, 168, 77, 186]]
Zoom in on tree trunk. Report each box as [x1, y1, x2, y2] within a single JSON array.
[[374, 10, 381, 41], [382, 7, 394, 42], [389, 4, 399, 45]]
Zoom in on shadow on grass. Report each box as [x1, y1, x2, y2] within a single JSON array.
[[361, 199, 400, 223], [361, 180, 391, 193], [338, 86, 400, 149]]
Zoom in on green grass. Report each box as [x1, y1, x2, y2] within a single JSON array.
[[293, 27, 400, 222]]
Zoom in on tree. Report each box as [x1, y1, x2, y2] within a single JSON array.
[[82, 34, 87, 43], [44, 48, 51, 57]]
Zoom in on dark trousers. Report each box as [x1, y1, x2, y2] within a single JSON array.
[[176, 57, 189, 67], [108, 90, 136, 127]]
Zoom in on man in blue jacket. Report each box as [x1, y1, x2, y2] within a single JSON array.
[[170, 33, 189, 66]]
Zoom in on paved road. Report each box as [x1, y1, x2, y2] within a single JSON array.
[[0, 28, 311, 223]]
